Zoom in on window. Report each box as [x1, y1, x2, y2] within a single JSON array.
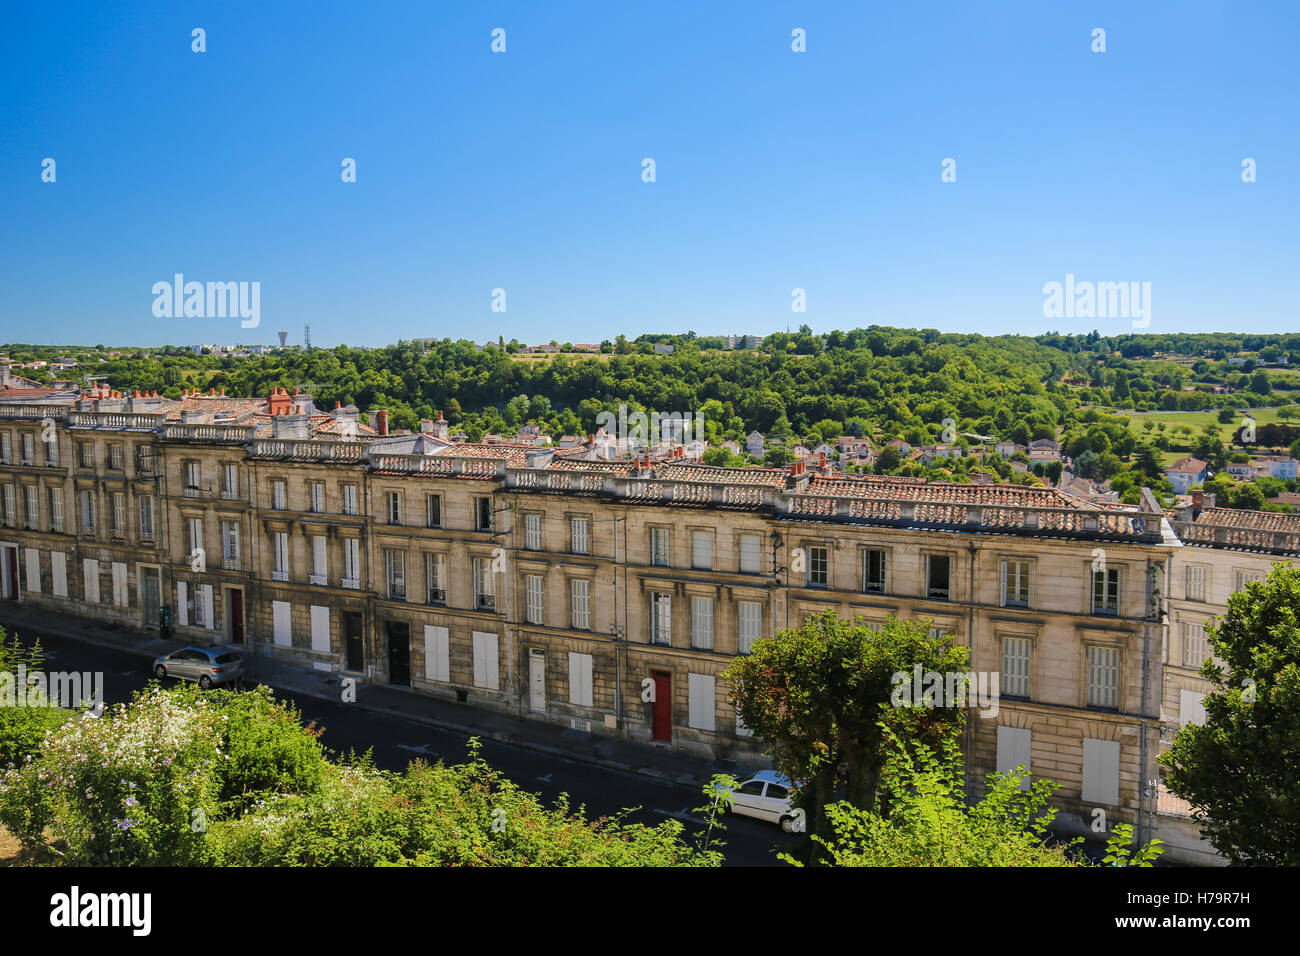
[[108, 443, 123, 470], [687, 673, 716, 731], [310, 535, 327, 584], [134, 444, 151, 473], [424, 626, 450, 682], [691, 531, 712, 570], [1087, 645, 1120, 709], [1180, 690, 1207, 727], [44, 433, 58, 466], [474, 557, 495, 609], [571, 579, 591, 630], [23, 485, 38, 527], [651, 528, 669, 566], [475, 497, 493, 532], [80, 489, 96, 532], [79, 442, 94, 469], [24, 547, 39, 594], [49, 487, 64, 532], [1001, 560, 1030, 607], [186, 516, 204, 562], [862, 549, 886, 593], [310, 482, 324, 514], [737, 601, 762, 654], [568, 653, 594, 707], [739, 533, 761, 574], [650, 592, 672, 644], [571, 517, 589, 554], [525, 574, 544, 624], [342, 484, 358, 516], [111, 492, 125, 536], [426, 553, 447, 604], [342, 538, 360, 588], [183, 461, 200, 494], [690, 596, 714, 649], [425, 493, 442, 528], [1233, 569, 1263, 592], [1092, 568, 1120, 615], [1, 485, 14, 526], [222, 521, 240, 569], [387, 491, 402, 524], [271, 531, 289, 581], [21, 433, 36, 465], [1183, 621, 1210, 667], [927, 554, 951, 599], [386, 549, 406, 599], [807, 545, 828, 587], [138, 495, 154, 539], [1185, 564, 1207, 602], [272, 480, 286, 511], [51, 551, 67, 596], [525, 513, 541, 550], [0, 433, 9, 463], [1001, 637, 1031, 699], [222, 463, 239, 499]]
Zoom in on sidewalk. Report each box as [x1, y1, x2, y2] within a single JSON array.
[[0, 603, 747, 789]]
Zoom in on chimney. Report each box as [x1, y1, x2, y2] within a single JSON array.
[[271, 413, 310, 440], [375, 409, 389, 436], [1191, 489, 1204, 516]]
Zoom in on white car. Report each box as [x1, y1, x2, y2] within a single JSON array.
[[719, 770, 800, 832]]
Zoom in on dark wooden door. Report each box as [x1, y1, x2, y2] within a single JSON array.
[[345, 612, 364, 671], [229, 589, 245, 643], [387, 622, 410, 686], [651, 670, 672, 742]]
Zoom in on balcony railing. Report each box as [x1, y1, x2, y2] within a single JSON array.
[[221, 489, 240, 500], [223, 557, 241, 571], [309, 572, 327, 586], [68, 411, 165, 431], [183, 487, 201, 498], [271, 569, 288, 582], [162, 423, 258, 443], [251, 439, 369, 461], [341, 577, 360, 590]]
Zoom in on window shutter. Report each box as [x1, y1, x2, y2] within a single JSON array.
[[687, 673, 716, 731], [996, 725, 1032, 788], [201, 584, 214, 628], [424, 626, 450, 682], [1179, 690, 1207, 726], [176, 580, 188, 626], [1082, 738, 1120, 805], [310, 605, 330, 652], [739, 534, 760, 573], [568, 652, 593, 707], [112, 562, 128, 607], [24, 548, 40, 594], [51, 551, 67, 597], [473, 632, 499, 689], [272, 600, 291, 645]]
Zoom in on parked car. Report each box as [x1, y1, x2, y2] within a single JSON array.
[[716, 770, 801, 832], [153, 645, 244, 689]]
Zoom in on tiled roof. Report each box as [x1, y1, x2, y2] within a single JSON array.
[[163, 396, 267, 421], [651, 462, 788, 488], [1191, 507, 1300, 534], [1168, 457, 1208, 473]]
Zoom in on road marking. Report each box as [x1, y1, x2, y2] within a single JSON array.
[[654, 807, 706, 825], [397, 743, 433, 754], [537, 773, 552, 783]]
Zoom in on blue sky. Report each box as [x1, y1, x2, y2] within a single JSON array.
[[1, 1, 1296, 348]]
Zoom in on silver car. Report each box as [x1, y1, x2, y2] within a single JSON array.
[[153, 645, 245, 689]]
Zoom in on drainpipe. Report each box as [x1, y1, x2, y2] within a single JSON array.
[[614, 513, 624, 735], [966, 539, 977, 797], [1139, 557, 1152, 847]]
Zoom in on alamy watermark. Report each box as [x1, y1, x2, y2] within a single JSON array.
[[1042, 273, 1151, 328], [152, 274, 260, 328], [0, 665, 104, 711], [890, 665, 1000, 718]]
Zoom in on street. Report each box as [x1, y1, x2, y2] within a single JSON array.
[[6, 629, 800, 866]]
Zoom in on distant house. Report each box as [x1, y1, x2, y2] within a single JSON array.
[[571, 343, 601, 353], [791, 444, 812, 459], [886, 439, 912, 454], [652, 343, 675, 355], [838, 436, 872, 458], [1029, 448, 1061, 464], [811, 441, 837, 460], [1166, 457, 1209, 494], [719, 440, 741, 455], [745, 431, 765, 457], [1029, 438, 1060, 453], [1255, 455, 1298, 480], [996, 440, 1026, 457]]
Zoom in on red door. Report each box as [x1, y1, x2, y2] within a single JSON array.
[[230, 590, 245, 643], [652, 671, 672, 742]]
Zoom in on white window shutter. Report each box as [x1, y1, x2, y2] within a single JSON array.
[[692, 532, 711, 569], [24, 548, 40, 593], [739, 534, 760, 573], [473, 632, 499, 689], [272, 600, 291, 646], [688, 673, 715, 731], [1082, 738, 1120, 805], [568, 652, 593, 706], [176, 580, 188, 626], [996, 726, 1032, 788], [1180, 689, 1207, 726], [112, 562, 128, 607], [309, 605, 330, 652], [201, 584, 214, 628], [424, 626, 450, 682]]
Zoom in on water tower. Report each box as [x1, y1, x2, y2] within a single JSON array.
[[277, 331, 288, 348]]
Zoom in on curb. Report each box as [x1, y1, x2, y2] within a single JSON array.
[[3, 614, 707, 791]]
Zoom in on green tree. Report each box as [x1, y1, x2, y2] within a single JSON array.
[[1160, 563, 1300, 864], [724, 613, 968, 860]]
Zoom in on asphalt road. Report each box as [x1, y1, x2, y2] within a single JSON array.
[[11, 631, 801, 866]]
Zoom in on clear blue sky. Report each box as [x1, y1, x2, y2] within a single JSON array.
[[1, 1, 1296, 348]]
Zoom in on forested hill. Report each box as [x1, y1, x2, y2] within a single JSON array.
[[5, 329, 1300, 454]]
